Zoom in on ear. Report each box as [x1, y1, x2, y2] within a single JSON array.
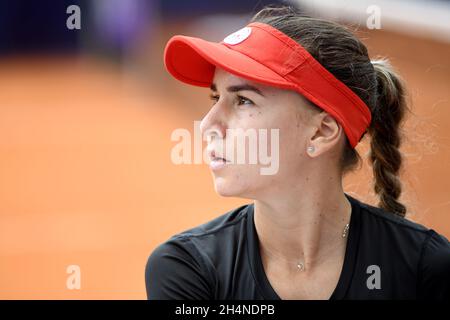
[[307, 112, 342, 157]]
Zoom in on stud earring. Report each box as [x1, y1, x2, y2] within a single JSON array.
[[307, 146, 315, 153]]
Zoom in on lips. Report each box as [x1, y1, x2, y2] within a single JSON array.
[[209, 154, 229, 171], [212, 156, 227, 162], [208, 150, 229, 163]]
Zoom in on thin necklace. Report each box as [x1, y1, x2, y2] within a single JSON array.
[[296, 222, 350, 271]]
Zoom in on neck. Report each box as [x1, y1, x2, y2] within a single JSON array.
[[253, 169, 352, 271]]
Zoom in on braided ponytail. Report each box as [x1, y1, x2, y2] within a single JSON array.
[[368, 59, 408, 217]]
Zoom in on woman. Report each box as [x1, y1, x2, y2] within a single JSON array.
[[145, 6, 450, 300]]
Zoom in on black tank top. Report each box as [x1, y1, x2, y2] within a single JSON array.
[[145, 193, 450, 300]]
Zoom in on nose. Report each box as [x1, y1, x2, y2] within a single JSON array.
[[200, 101, 227, 142]]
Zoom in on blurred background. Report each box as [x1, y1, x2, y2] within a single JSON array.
[[0, 0, 449, 299]]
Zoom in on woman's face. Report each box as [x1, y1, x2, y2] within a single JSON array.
[[200, 67, 322, 199]]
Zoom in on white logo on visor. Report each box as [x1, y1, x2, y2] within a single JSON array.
[[223, 27, 252, 45]]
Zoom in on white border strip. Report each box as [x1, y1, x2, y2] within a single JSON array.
[[289, 0, 450, 43]]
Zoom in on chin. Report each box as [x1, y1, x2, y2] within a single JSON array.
[[212, 175, 255, 198], [213, 177, 238, 197]]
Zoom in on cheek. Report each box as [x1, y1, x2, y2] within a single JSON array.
[[274, 116, 307, 173], [233, 109, 305, 172]]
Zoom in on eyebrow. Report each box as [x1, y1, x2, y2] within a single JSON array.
[[210, 83, 265, 97]]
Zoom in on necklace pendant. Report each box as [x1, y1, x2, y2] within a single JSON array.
[[342, 223, 350, 238], [297, 262, 305, 271]]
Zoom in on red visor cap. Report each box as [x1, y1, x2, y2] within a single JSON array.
[[164, 22, 372, 148]]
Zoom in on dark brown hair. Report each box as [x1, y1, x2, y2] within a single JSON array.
[[250, 5, 409, 217]]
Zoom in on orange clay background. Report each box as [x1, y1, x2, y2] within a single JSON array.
[[0, 26, 449, 299]]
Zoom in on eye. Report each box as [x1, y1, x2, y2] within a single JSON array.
[[237, 95, 254, 106], [209, 94, 219, 105], [208, 94, 255, 107]]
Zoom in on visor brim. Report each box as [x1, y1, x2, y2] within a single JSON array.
[[164, 35, 293, 89]]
